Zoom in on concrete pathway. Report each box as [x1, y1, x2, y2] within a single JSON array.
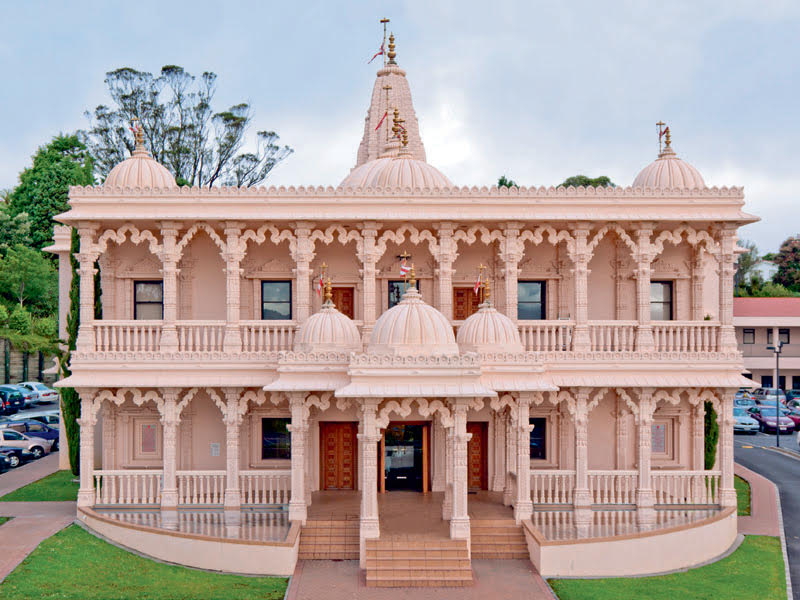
[[286, 559, 556, 600], [0, 455, 75, 583], [736, 463, 781, 536]]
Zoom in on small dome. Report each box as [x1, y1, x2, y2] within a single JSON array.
[[457, 302, 523, 353], [105, 147, 177, 189], [341, 155, 451, 189], [633, 144, 705, 189], [369, 286, 459, 356], [294, 300, 362, 352]]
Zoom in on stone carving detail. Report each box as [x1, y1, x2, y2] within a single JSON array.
[[374, 224, 439, 261]]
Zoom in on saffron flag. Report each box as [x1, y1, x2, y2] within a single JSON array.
[[316, 273, 324, 297], [400, 258, 411, 276], [474, 276, 482, 296], [368, 43, 384, 63], [374, 111, 388, 131]]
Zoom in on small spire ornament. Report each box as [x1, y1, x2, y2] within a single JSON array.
[[387, 33, 397, 64]]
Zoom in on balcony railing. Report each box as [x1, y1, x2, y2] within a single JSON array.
[[94, 321, 162, 352], [530, 469, 575, 504], [94, 469, 162, 505], [176, 470, 226, 505], [652, 321, 720, 353], [241, 321, 295, 352], [240, 470, 291, 505], [589, 321, 637, 352], [176, 321, 226, 352], [519, 321, 574, 352]]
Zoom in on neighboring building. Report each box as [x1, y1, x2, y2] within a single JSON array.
[[735, 297, 800, 389], [50, 37, 755, 583]]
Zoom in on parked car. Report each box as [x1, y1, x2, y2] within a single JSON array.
[[786, 389, 800, 403], [748, 406, 795, 433], [0, 447, 26, 468], [8, 409, 59, 428], [0, 386, 24, 415], [735, 398, 757, 411], [782, 407, 800, 429], [6, 384, 36, 408], [733, 407, 759, 434], [754, 388, 787, 405], [0, 421, 58, 450], [736, 388, 754, 401], [18, 382, 59, 404], [0, 428, 53, 458], [0, 450, 12, 472]]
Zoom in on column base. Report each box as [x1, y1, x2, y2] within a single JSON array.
[[77, 489, 95, 508], [635, 326, 655, 352], [359, 517, 380, 569], [76, 326, 94, 352], [289, 501, 307, 524], [502, 485, 513, 506], [573, 488, 592, 510], [222, 325, 242, 353], [161, 488, 178, 509], [574, 507, 593, 528], [160, 507, 179, 531], [442, 492, 453, 520], [514, 500, 533, 524], [224, 489, 242, 511], [449, 517, 471, 541], [572, 325, 591, 352], [160, 325, 179, 352], [720, 488, 737, 508], [719, 327, 738, 353]]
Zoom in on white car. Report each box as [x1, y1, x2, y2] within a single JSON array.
[[0, 428, 53, 458], [8, 409, 60, 428], [18, 382, 59, 404]]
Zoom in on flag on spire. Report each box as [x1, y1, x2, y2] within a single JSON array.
[[316, 272, 324, 297], [473, 276, 482, 296], [399, 258, 411, 276], [374, 111, 388, 131], [368, 42, 385, 63]]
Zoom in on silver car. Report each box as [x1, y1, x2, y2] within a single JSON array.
[[0, 428, 53, 458], [18, 382, 59, 404], [734, 407, 759, 434]]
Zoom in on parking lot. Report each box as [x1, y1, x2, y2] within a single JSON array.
[[0, 398, 60, 474]]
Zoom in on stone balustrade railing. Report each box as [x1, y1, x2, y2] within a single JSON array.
[[94, 321, 162, 352], [240, 470, 291, 505], [176, 321, 226, 352], [588, 321, 637, 352], [240, 321, 296, 352], [652, 321, 720, 353], [530, 470, 575, 504], [588, 470, 638, 504], [652, 470, 721, 505], [176, 470, 226, 504], [94, 469, 163, 505], [519, 321, 575, 352]]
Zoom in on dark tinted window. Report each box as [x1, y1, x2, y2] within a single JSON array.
[[530, 417, 547, 460], [519, 282, 546, 320], [261, 281, 292, 320], [262, 418, 291, 459], [134, 281, 163, 320]]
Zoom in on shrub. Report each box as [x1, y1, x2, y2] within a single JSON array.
[[8, 305, 32, 335], [32, 316, 57, 339], [705, 401, 719, 469], [0, 304, 9, 328]]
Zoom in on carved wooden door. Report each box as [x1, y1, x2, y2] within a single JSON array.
[[320, 422, 357, 490], [466, 422, 488, 491], [331, 287, 355, 319], [453, 287, 483, 320]]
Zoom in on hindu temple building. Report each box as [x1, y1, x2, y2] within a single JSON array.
[[48, 32, 757, 585]]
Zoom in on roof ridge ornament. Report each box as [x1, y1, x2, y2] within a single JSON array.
[[387, 33, 397, 65], [656, 120, 675, 158], [130, 118, 148, 156]]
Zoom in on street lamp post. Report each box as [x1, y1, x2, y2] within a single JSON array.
[[767, 341, 785, 447]]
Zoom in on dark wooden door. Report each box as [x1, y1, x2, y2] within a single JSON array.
[[453, 287, 483, 320], [467, 422, 488, 491], [331, 287, 355, 319], [320, 422, 357, 490]]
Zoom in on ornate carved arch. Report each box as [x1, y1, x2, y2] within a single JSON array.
[[651, 226, 721, 258], [376, 397, 454, 429], [519, 226, 576, 260], [452, 225, 505, 247], [587, 225, 638, 260], [239, 224, 297, 255], [375, 224, 439, 261], [95, 224, 162, 258], [175, 223, 227, 260]]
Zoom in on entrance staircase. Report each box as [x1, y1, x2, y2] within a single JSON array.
[[364, 538, 473, 587], [470, 519, 529, 558], [298, 518, 359, 559]]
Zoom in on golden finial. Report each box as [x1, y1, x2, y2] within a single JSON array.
[[392, 108, 401, 140], [402, 130, 408, 148], [656, 120, 670, 154], [387, 33, 397, 64], [131, 117, 145, 149], [324, 276, 333, 303], [409, 263, 416, 288], [483, 277, 492, 302]]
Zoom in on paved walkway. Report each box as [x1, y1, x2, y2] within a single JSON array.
[[0, 455, 75, 582], [286, 559, 555, 599], [736, 462, 781, 536]]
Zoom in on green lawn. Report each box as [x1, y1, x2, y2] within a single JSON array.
[[0, 470, 78, 502], [549, 535, 785, 600], [735, 474, 751, 516], [0, 525, 288, 600]]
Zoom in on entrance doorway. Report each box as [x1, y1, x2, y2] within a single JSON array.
[[467, 422, 488, 491], [320, 422, 357, 490], [380, 423, 430, 493], [453, 287, 484, 320], [331, 287, 355, 319]]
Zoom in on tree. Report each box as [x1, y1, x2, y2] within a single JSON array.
[[60, 230, 81, 475], [560, 174, 615, 188], [84, 65, 293, 187], [0, 205, 32, 256], [498, 175, 517, 188], [773, 236, 800, 292], [704, 401, 719, 469], [6, 135, 94, 251], [0, 245, 58, 316], [734, 240, 759, 289], [8, 305, 32, 335]]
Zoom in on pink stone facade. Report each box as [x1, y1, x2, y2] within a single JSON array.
[[48, 43, 757, 578]]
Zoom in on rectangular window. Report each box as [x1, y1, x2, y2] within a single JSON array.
[[140, 423, 157, 454], [793, 376, 800, 390], [262, 418, 291, 459], [651, 423, 667, 454], [761, 375, 774, 388], [518, 281, 546, 320], [388, 280, 420, 309], [134, 281, 163, 320], [529, 417, 547, 460], [261, 281, 292, 320], [743, 329, 755, 344], [767, 329, 790, 345], [650, 281, 673, 321]]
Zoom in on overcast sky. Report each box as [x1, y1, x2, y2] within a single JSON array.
[[1, 0, 797, 252]]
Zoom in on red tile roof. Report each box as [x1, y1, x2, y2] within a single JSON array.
[[734, 297, 800, 317]]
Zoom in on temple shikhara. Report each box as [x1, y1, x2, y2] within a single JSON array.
[[49, 30, 757, 586]]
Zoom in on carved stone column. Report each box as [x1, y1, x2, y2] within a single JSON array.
[[432, 418, 446, 492], [571, 226, 591, 351], [359, 222, 380, 341], [223, 387, 244, 511], [718, 228, 738, 351], [691, 246, 704, 321], [292, 223, 315, 325], [450, 399, 471, 540], [288, 393, 308, 523], [615, 397, 630, 469], [501, 223, 523, 320], [635, 388, 656, 524], [76, 224, 99, 351], [223, 223, 244, 353], [159, 388, 181, 510], [502, 409, 517, 506], [435, 222, 457, 320], [515, 394, 533, 523], [358, 398, 381, 567], [491, 410, 506, 491], [572, 389, 592, 524], [634, 227, 655, 352], [77, 388, 98, 507], [442, 425, 454, 519], [692, 401, 705, 470], [719, 390, 737, 507], [159, 223, 180, 352]]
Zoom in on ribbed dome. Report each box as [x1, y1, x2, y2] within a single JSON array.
[[369, 286, 459, 356], [457, 302, 523, 353], [294, 300, 362, 352], [633, 145, 705, 189], [341, 155, 452, 189], [105, 147, 177, 189]]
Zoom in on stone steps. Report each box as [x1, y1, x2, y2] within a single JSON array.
[[470, 520, 529, 559], [299, 519, 359, 560], [365, 538, 473, 587]]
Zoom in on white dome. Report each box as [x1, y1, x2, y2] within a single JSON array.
[[341, 155, 452, 189], [294, 301, 362, 352], [633, 145, 705, 189], [457, 302, 523, 353], [105, 147, 177, 189], [369, 286, 459, 356]]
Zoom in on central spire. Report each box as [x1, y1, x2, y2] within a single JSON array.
[[354, 28, 427, 168]]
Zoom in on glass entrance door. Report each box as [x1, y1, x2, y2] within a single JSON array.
[[382, 423, 428, 492]]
